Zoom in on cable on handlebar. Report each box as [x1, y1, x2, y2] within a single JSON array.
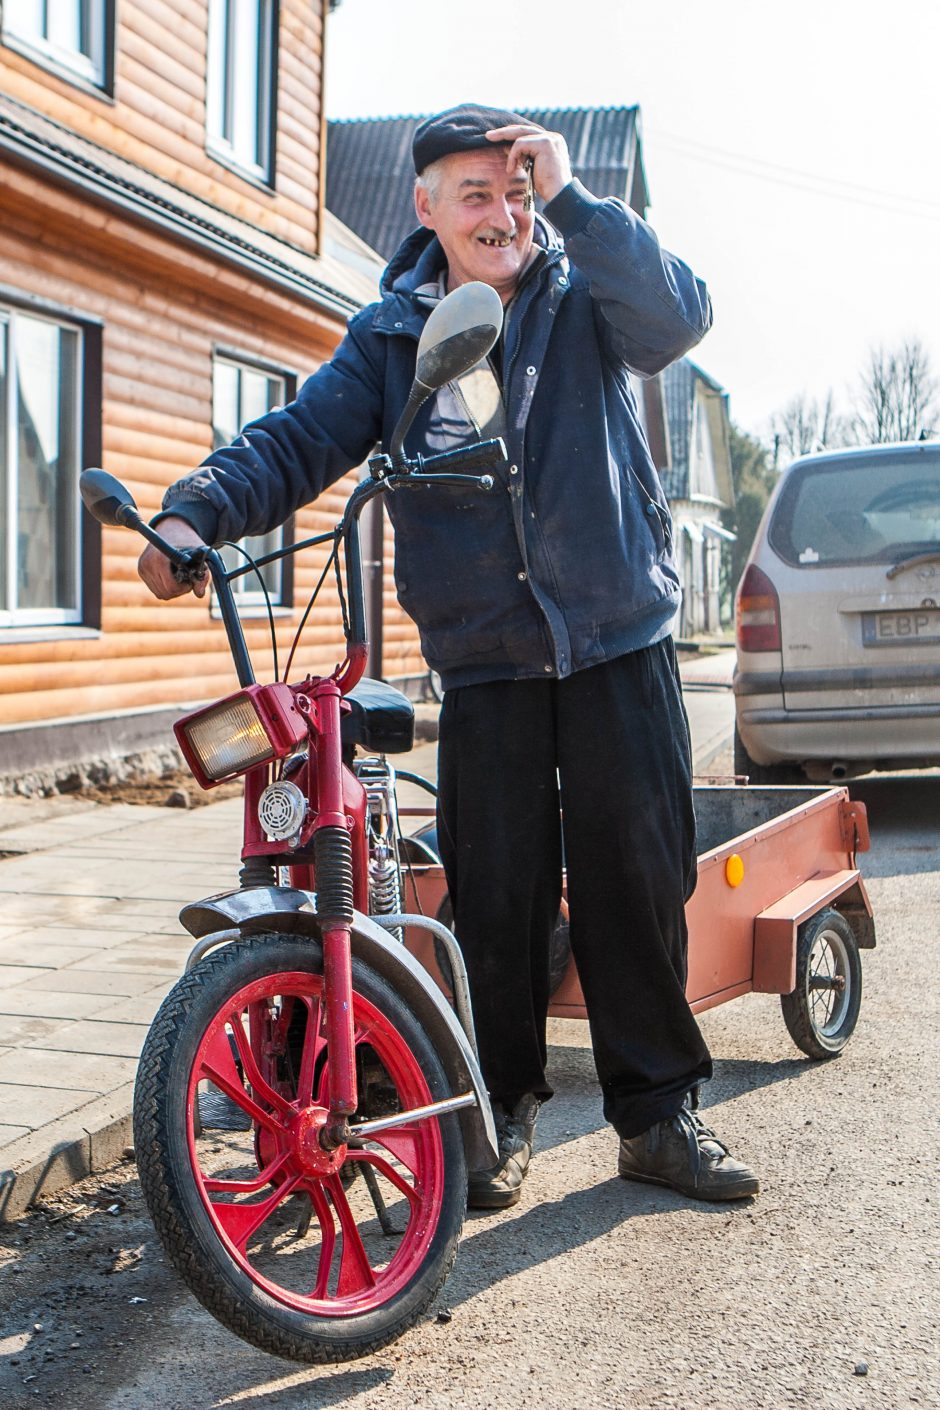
[[333, 544, 351, 642], [281, 534, 341, 685], [219, 541, 279, 682]]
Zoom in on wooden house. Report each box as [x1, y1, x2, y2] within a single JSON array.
[[0, 0, 427, 791]]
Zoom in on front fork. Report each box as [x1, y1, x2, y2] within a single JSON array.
[[307, 684, 357, 1147]]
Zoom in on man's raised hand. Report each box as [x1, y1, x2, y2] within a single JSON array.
[[485, 123, 573, 204]]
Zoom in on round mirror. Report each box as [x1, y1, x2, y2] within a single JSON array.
[[80, 469, 138, 527], [415, 281, 503, 390]]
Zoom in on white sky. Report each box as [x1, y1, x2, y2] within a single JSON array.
[[325, 0, 940, 439]]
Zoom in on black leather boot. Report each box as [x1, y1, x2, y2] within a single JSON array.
[[618, 1099, 759, 1202], [467, 1094, 540, 1210]]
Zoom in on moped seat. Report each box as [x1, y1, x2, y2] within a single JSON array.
[[343, 677, 415, 754]]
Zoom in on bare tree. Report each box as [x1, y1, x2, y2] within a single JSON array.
[[852, 338, 939, 443], [769, 389, 850, 469]]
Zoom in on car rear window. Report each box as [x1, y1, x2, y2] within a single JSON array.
[[768, 449, 940, 567]]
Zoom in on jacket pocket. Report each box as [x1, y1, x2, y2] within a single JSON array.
[[624, 462, 673, 560], [647, 499, 673, 557]]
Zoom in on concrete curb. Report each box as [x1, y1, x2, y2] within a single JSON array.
[[0, 1082, 135, 1221]]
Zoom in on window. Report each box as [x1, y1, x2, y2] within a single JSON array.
[[213, 356, 291, 607], [3, 0, 108, 87], [0, 308, 83, 627], [206, 0, 276, 181], [769, 450, 940, 569]]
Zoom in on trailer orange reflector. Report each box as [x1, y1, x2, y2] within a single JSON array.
[[725, 854, 745, 887]]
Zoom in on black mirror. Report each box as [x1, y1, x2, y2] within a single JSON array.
[[80, 469, 139, 528], [415, 281, 503, 390], [390, 282, 504, 457]]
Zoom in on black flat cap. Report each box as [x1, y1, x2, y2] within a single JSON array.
[[412, 102, 528, 175]]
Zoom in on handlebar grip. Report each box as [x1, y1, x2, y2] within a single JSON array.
[[419, 437, 508, 476], [170, 546, 209, 586]]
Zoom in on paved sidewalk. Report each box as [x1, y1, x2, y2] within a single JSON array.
[[0, 658, 734, 1219], [0, 796, 243, 1218]]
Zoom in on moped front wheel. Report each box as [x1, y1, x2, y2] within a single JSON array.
[[133, 932, 466, 1363]]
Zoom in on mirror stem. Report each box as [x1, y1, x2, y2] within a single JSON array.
[[389, 382, 431, 462]]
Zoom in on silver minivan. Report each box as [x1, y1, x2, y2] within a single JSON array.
[[734, 440, 940, 782]]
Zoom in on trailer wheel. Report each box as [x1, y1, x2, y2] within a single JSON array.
[[780, 908, 862, 1059]]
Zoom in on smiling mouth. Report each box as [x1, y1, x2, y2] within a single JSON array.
[[478, 235, 513, 248]]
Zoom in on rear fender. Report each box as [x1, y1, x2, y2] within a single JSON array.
[[753, 869, 875, 994], [179, 888, 498, 1171]]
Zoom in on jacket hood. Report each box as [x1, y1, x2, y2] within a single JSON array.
[[380, 214, 565, 298]]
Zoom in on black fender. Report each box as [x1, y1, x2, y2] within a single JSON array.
[[178, 888, 498, 1172]]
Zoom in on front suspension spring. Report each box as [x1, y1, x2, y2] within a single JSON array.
[[313, 825, 355, 925]]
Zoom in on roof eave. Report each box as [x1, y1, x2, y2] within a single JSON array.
[[0, 109, 365, 321]]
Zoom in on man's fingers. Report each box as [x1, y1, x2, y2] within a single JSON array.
[[485, 123, 546, 141], [138, 544, 206, 600], [485, 126, 572, 203], [137, 517, 209, 600]]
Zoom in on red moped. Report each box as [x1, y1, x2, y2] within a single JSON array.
[[80, 283, 508, 1363]]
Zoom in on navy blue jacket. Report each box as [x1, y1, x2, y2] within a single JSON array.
[[162, 180, 712, 689]]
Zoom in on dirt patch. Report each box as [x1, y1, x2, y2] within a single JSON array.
[[70, 768, 243, 810], [0, 1155, 186, 1410]]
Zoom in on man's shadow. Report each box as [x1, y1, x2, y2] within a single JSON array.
[[426, 1040, 810, 1314]]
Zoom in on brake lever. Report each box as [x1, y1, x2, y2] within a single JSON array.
[[170, 546, 210, 586]]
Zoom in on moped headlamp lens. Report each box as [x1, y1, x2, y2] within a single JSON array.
[[182, 697, 275, 782]]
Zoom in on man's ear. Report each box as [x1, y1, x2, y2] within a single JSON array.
[[414, 180, 435, 231]]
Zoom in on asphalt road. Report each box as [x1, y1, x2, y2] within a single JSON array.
[[1, 768, 938, 1408]]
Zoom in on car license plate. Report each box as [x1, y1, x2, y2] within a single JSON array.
[[862, 609, 940, 645]]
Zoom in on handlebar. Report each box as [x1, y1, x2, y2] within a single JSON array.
[[416, 437, 508, 477], [83, 435, 509, 696]]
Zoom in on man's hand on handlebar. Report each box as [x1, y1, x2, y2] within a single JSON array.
[[138, 517, 209, 600]]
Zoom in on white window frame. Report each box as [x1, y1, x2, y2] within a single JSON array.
[[212, 355, 289, 612], [0, 305, 84, 629], [206, 0, 276, 183], [2, 0, 108, 88]]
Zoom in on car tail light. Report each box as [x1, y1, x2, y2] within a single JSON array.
[[736, 564, 782, 652], [175, 683, 307, 788]]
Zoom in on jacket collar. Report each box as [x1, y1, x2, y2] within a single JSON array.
[[374, 216, 568, 337]]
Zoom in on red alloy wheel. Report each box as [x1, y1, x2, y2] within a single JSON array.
[[186, 970, 445, 1317]]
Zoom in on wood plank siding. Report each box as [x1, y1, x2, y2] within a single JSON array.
[[0, 186, 426, 727], [0, 0, 324, 253], [0, 2, 427, 744]]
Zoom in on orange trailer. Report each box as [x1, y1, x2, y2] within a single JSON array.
[[401, 785, 874, 1060]]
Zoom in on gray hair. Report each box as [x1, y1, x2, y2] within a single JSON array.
[[415, 157, 446, 205]]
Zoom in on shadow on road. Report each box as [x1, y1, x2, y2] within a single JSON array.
[[848, 774, 939, 878], [210, 1367, 395, 1410]]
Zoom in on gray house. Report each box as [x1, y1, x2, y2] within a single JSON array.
[[662, 359, 735, 636]]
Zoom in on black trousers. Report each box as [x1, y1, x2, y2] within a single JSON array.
[[436, 640, 712, 1140]]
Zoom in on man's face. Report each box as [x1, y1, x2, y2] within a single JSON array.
[[414, 148, 535, 302]]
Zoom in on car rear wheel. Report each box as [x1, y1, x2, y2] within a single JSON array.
[[733, 725, 805, 785]]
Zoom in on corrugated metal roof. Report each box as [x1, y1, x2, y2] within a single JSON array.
[[326, 105, 645, 262], [662, 359, 732, 504], [662, 358, 695, 500]]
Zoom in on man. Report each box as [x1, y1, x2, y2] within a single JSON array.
[[139, 104, 758, 1209]]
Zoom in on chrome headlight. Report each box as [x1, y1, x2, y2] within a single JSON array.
[[175, 683, 307, 788]]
